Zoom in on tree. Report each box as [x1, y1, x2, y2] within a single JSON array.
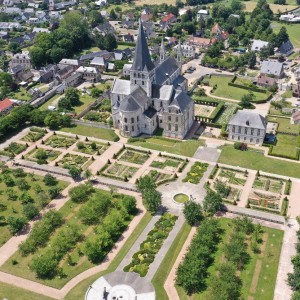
[[203, 191, 222, 216], [110, 8, 117, 20], [69, 183, 94, 203], [104, 34, 117, 51], [0, 72, 13, 99], [23, 203, 39, 220], [248, 52, 256, 69], [68, 166, 82, 179], [29, 46, 46, 68], [7, 216, 27, 234], [84, 169, 92, 181], [121, 196, 137, 215], [30, 252, 57, 278], [137, 175, 156, 191], [143, 189, 161, 214], [240, 92, 254, 108], [65, 87, 80, 106], [183, 200, 203, 226], [48, 186, 60, 199], [58, 97, 72, 110], [43, 173, 57, 186], [91, 88, 101, 98], [276, 26, 289, 47], [8, 42, 21, 54], [87, 10, 104, 27]]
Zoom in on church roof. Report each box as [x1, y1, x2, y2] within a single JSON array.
[[169, 91, 192, 112], [155, 56, 179, 85], [119, 86, 149, 112], [131, 19, 155, 72], [119, 96, 140, 112], [111, 79, 131, 95], [152, 84, 174, 100]]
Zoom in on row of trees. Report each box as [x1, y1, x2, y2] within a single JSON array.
[[288, 217, 300, 300], [137, 175, 162, 214]]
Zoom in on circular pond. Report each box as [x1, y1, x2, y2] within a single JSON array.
[[173, 193, 189, 204]]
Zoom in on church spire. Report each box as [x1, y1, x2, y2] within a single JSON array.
[[177, 39, 182, 67], [160, 37, 165, 63], [131, 19, 155, 72]]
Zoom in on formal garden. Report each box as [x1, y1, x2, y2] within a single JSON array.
[[0, 142, 27, 157], [148, 170, 174, 185], [0, 185, 137, 288], [24, 148, 61, 164], [0, 166, 68, 246], [123, 213, 177, 277], [44, 134, 76, 149], [253, 175, 285, 194], [74, 140, 108, 155], [248, 191, 283, 212], [118, 148, 150, 165], [150, 154, 186, 172], [183, 162, 209, 184], [215, 167, 248, 186], [176, 217, 284, 300], [21, 127, 46, 143], [100, 162, 139, 181], [56, 153, 90, 170]]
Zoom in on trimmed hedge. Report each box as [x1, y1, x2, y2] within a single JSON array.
[[268, 145, 300, 161], [209, 165, 219, 179], [284, 179, 292, 195], [229, 76, 267, 94]]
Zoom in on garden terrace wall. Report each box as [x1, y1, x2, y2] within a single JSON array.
[[194, 100, 224, 123]]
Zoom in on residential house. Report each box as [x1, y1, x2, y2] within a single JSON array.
[[95, 0, 108, 6], [280, 13, 300, 22], [251, 39, 269, 52], [76, 66, 101, 83], [79, 50, 113, 64], [123, 33, 134, 43], [9, 52, 31, 69], [94, 22, 115, 36], [123, 12, 135, 21], [196, 9, 209, 21], [227, 111, 267, 145], [140, 13, 152, 23], [260, 60, 284, 78], [123, 63, 132, 76], [0, 31, 8, 40], [90, 57, 108, 71], [211, 23, 229, 41], [142, 21, 155, 38], [291, 111, 300, 124], [0, 98, 14, 113], [188, 37, 212, 49], [174, 43, 195, 58], [58, 59, 80, 71], [121, 21, 136, 29], [256, 74, 277, 88], [56, 72, 82, 93], [32, 27, 50, 33], [39, 64, 58, 83], [0, 22, 21, 31], [160, 13, 177, 30], [276, 40, 294, 56], [55, 65, 74, 82]]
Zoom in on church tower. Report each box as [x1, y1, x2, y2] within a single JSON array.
[[160, 37, 165, 63], [130, 19, 155, 97]]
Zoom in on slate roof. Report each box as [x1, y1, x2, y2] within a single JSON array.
[[152, 84, 173, 100], [79, 50, 110, 61], [144, 106, 157, 119], [155, 56, 179, 85], [260, 60, 283, 77], [90, 56, 106, 66], [120, 86, 149, 112], [112, 78, 131, 95], [278, 40, 294, 55], [119, 96, 140, 112], [169, 91, 192, 112], [229, 111, 267, 129], [131, 19, 155, 72]]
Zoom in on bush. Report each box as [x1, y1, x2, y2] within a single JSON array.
[[69, 184, 94, 203]]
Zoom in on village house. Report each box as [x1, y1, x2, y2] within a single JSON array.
[[196, 9, 209, 21], [211, 23, 229, 41], [251, 39, 269, 52], [260, 60, 284, 79], [174, 43, 195, 58], [9, 52, 31, 69], [275, 40, 294, 56], [160, 13, 177, 30], [291, 111, 300, 124], [227, 111, 267, 145], [0, 98, 14, 114], [256, 74, 277, 88], [76, 66, 101, 83], [188, 37, 212, 49], [58, 59, 80, 71], [90, 57, 108, 71]]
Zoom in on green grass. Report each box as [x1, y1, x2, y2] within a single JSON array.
[[73, 94, 96, 114], [9, 87, 31, 101], [207, 75, 271, 101], [218, 145, 300, 178], [174, 193, 190, 203], [39, 94, 62, 110], [270, 134, 299, 159], [152, 222, 192, 299], [0, 282, 53, 300], [60, 124, 119, 142], [176, 218, 283, 300], [268, 116, 299, 134], [272, 22, 300, 48], [128, 138, 205, 157], [64, 212, 152, 300]]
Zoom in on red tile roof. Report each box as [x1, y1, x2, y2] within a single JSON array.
[[0, 98, 14, 112], [161, 13, 175, 23]]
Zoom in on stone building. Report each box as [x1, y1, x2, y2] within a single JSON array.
[[227, 111, 267, 145], [111, 20, 194, 138]]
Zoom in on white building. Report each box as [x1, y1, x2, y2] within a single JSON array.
[[174, 44, 195, 58], [196, 9, 209, 21], [251, 40, 269, 52]]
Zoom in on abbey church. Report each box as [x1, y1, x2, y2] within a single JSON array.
[[111, 20, 194, 139]]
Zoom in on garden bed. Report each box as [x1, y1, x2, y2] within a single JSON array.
[[21, 128, 45, 143], [24, 148, 61, 164], [57, 153, 89, 169], [102, 162, 138, 180], [217, 168, 247, 186], [118, 149, 150, 165], [123, 213, 177, 277], [74, 141, 108, 155], [45, 134, 76, 149], [0, 142, 27, 157], [150, 156, 182, 171], [183, 162, 209, 184], [253, 176, 285, 194], [148, 170, 174, 185]]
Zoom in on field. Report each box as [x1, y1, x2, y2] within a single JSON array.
[[176, 218, 284, 300], [60, 124, 120, 142], [128, 137, 205, 157], [244, 1, 298, 13], [207, 75, 271, 102], [218, 145, 300, 179], [272, 22, 300, 48]]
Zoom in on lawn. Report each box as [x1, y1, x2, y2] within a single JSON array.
[[64, 212, 152, 300], [272, 21, 300, 48], [9, 87, 31, 101], [0, 169, 68, 246], [1, 189, 137, 289], [0, 282, 53, 300], [39, 94, 62, 110], [218, 145, 300, 179], [73, 94, 96, 115], [128, 137, 205, 157], [270, 134, 299, 160], [207, 75, 271, 102], [60, 124, 119, 142], [243, 1, 297, 12], [176, 218, 283, 300], [152, 222, 192, 300], [268, 116, 299, 134]]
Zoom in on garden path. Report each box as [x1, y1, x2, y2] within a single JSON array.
[[164, 226, 197, 300], [238, 170, 256, 208], [288, 180, 300, 218]]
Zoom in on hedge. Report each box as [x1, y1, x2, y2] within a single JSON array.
[[229, 76, 267, 94], [209, 165, 219, 179], [268, 145, 300, 160], [284, 179, 292, 195], [281, 198, 289, 216]]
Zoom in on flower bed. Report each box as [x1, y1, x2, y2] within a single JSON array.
[[183, 162, 209, 184], [104, 162, 138, 179], [150, 156, 181, 170], [25, 148, 61, 164], [124, 213, 177, 277], [0, 142, 27, 156], [253, 176, 284, 194], [21, 128, 45, 143], [118, 149, 150, 165], [45, 134, 76, 149], [74, 141, 108, 155], [218, 168, 247, 186], [57, 153, 89, 169]]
